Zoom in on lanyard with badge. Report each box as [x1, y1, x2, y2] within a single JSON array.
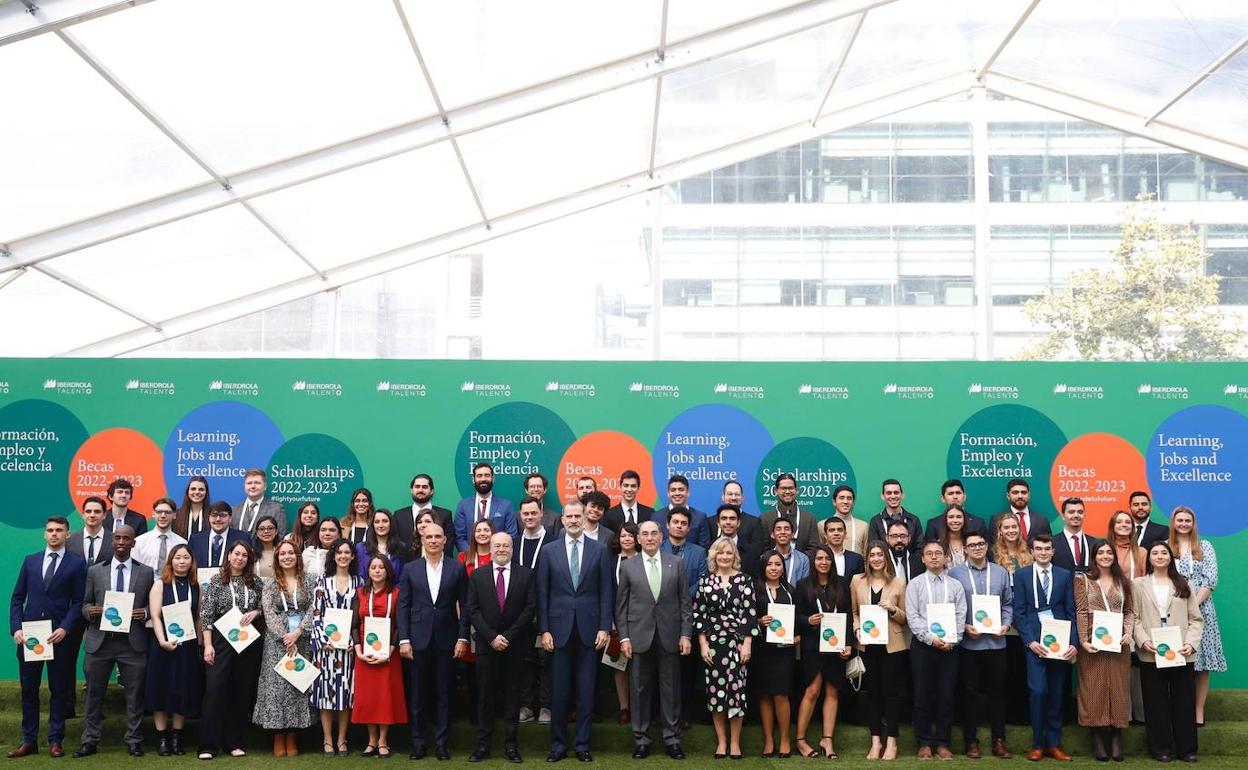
[[1033, 566, 1055, 621], [522, 535, 543, 570], [280, 584, 304, 633], [924, 574, 956, 644], [1150, 575, 1171, 626]]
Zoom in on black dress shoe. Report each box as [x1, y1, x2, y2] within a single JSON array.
[[128, 745, 144, 757], [409, 746, 427, 760], [72, 745, 97, 758], [469, 748, 489, 763], [435, 747, 450, 761], [632, 745, 650, 759], [546, 751, 567, 763], [504, 746, 522, 764], [576, 752, 593, 763], [1156, 754, 1173, 763], [1181, 755, 1198, 763], [666, 745, 686, 760]]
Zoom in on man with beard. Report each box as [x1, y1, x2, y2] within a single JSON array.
[[923, 480, 988, 542], [454, 463, 517, 554], [760, 473, 820, 553], [706, 481, 764, 554], [395, 474, 454, 548], [987, 479, 1051, 547], [652, 476, 710, 549], [886, 520, 923, 584], [1127, 490, 1167, 549]]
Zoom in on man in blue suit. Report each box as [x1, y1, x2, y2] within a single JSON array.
[[8, 516, 88, 758], [187, 503, 248, 575], [1012, 534, 1078, 762], [454, 463, 517, 553], [398, 526, 469, 760], [537, 501, 614, 762], [651, 475, 710, 549]]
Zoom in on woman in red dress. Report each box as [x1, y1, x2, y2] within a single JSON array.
[[351, 555, 406, 757]]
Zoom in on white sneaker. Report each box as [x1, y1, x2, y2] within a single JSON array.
[[518, 707, 535, 723], [229, 748, 246, 757], [538, 708, 552, 724], [198, 752, 213, 761]]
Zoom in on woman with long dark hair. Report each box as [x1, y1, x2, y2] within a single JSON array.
[[939, 505, 968, 568], [352, 555, 406, 757], [252, 515, 280, 579], [851, 540, 908, 761], [1075, 542, 1135, 760], [286, 502, 321, 552], [753, 550, 797, 758], [356, 509, 406, 580], [310, 539, 360, 757], [794, 544, 853, 759], [174, 476, 212, 538], [1132, 542, 1203, 762], [342, 489, 375, 545], [146, 544, 202, 755]]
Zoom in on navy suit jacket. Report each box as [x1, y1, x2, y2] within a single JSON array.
[[651, 506, 710, 549], [9, 550, 88, 636], [1050, 532, 1103, 575], [1012, 563, 1079, 648], [104, 510, 149, 534], [453, 496, 517, 553], [536, 535, 615, 647], [187, 527, 249, 570], [837, 550, 865, 592], [397, 557, 470, 651]]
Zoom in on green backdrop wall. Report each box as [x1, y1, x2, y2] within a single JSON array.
[[1, 359, 1244, 684]]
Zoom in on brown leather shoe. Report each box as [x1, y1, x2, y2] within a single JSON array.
[[966, 743, 981, 759], [991, 739, 1012, 759], [6, 743, 37, 759], [285, 733, 298, 757], [1027, 748, 1044, 761], [49, 744, 64, 758], [273, 734, 286, 757], [936, 746, 954, 760], [1044, 747, 1073, 761], [917, 746, 934, 760]]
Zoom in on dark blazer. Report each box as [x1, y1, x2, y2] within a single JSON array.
[[887, 549, 925, 584], [103, 511, 148, 534], [536, 535, 615, 647], [1050, 531, 1103, 574], [1012, 563, 1078, 648], [466, 562, 536, 651], [453, 496, 517, 553], [9, 550, 88, 636], [1134, 520, 1169, 550], [393, 504, 454, 549], [923, 512, 989, 542], [836, 550, 866, 592], [604, 502, 654, 533], [706, 513, 765, 554], [867, 509, 923, 553], [652, 506, 710, 549], [81, 559, 155, 653], [397, 557, 470, 651], [988, 510, 1053, 545], [187, 527, 250, 570], [761, 508, 821, 553], [67, 529, 113, 565], [794, 575, 855, 652]]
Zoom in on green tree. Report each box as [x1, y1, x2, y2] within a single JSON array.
[[1019, 203, 1244, 361]]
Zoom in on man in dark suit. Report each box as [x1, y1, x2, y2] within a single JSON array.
[[604, 470, 654, 533], [187, 503, 249, 576], [988, 479, 1053, 546], [1050, 497, 1101, 574], [398, 526, 469, 760], [886, 519, 924, 584], [68, 496, 113, 566], [761, 473, 821, 553], [233, 468, 286, 535], [652, 475, 710, 549], [924, 480, 989, 541], [1012, 535, 1078, 761], [707, 504, 761, 577], [536, 501, 614, 762], [867, 479, 923, 554], [76, 525, 155, 757], [454, 462, 517, 554], [103, 479, 148, 534], [822, 516, 865, 590], [466, 532, 536, 763], [1128, 491, 1168, 549], [393, 473, 454, 548], [706, 481, 764, 553], [7, 516, 87, 758], [617, 521, 692, 760]]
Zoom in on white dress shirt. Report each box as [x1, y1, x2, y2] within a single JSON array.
[[426, 557, 445, 603], [79, 529, 105, 561], [42, 547, 66, 579], [133, 528, 187, 571]]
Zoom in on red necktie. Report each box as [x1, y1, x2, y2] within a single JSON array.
[[495, 567, 506, 610], [1073, 535, 1082, 565], [1017, 512, 1029, 539]]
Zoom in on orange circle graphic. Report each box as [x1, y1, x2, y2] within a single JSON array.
[[556, 431, 655, 507]]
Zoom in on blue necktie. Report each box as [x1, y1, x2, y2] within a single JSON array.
[[1040, 569, 1050, 603], [212, 534, 223, 566], [569, 540, 580, 591], [43, 553, 58, 585], [115, 563, 125, 592]]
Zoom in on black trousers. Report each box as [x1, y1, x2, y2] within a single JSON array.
[[861, 645, 906, 738], [199, 631, 261, 754], [959, 646, 1007, 745], [1140, 662, 1198, 758], [475, 645, 524, 749], [1004, 635, 1031, 724], [408, 647, 454, 749], [910, 641, 958, 748], [518, 644, 552, 713]]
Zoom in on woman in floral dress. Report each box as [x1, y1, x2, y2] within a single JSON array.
[[694, 537, 758, 759]]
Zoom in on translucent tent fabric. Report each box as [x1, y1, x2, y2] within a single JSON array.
[[1, 0, 1246, 357]]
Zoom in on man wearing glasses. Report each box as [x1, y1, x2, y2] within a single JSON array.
[[187, 503, 248, 578], [132, 499, 187, 571]]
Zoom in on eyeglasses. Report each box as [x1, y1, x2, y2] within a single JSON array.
[[257, 525, 278, 532], [209, 512, 230, 518], [966, 542, 988, 549], [154, 509, 174, 515]]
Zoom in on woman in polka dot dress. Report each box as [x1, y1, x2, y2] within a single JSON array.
[[694, 537, 758, 759]]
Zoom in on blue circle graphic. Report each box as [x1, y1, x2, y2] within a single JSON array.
[[162, 401, 284, 501], [1146, 404, 1248, 536], [652, 404, 774, 515]]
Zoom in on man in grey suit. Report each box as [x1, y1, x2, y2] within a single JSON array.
[[75, 526, 154, 757], [234, 468, 286, 535], [617, 521, 693, 760]]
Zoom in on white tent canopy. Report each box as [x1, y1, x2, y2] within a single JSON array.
[[2, 0, 1245, 356]]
